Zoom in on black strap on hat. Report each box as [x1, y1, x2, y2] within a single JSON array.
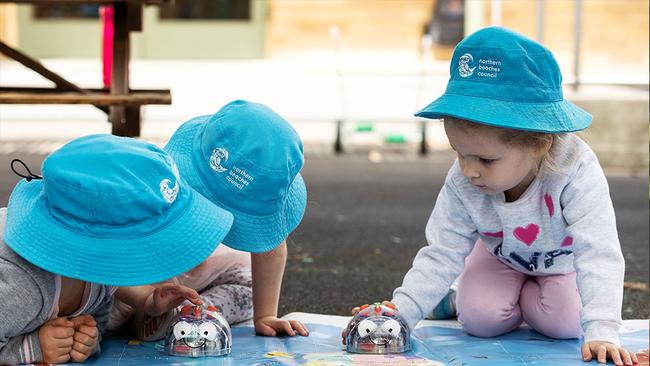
[[11, 159, 42, 181]]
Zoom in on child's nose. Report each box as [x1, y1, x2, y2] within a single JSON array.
[[462, 162, 481, 179]]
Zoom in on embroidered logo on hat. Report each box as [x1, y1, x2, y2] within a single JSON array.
[[458, 53, 476, 78], [160, 161, 181, 204], [160, 179, 179, 203], [209, 148, 229, 173]]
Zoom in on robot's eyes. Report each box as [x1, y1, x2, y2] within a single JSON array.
[[357, 319, 377, 338], [173, 321, 194, 340], [197, 322, 218, 341], [381, 319, 401, 336]]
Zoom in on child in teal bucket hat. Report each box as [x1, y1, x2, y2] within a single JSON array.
[[0, 134, 233, 364], [161, 100, 309, 337], [356, 27, 635, 365], [110, 100, 308, 341]]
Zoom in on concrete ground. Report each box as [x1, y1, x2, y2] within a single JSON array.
[[0, 150, 647, 320]]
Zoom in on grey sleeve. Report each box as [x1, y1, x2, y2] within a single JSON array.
[[561, 152, 624, 345], [391, 179, 478, 330], [91, 291, 114, 356], [0, 265, 46, 364]]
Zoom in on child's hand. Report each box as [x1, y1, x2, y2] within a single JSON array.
[[38, 317, 75, 364], [582, 341, 639, 365], [69, 315, 98, 363], [145, 283, 202, 316], [341, 301, 395, 345], [254, 316, 309, 337]]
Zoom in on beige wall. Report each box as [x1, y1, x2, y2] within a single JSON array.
[[266, 0, 436, 55], [489, 0, 649, 78], [266, 0, 649, 76]]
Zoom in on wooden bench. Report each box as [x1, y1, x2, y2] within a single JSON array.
[[0, 87, 171, 106], [0, 0, 170, 137]]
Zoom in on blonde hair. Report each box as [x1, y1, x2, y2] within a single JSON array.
[[443, 117, 576, 176]]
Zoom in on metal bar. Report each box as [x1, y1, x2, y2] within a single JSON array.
[[419, 120, 428, 156], [536, 0, 545, 43], [573, 0, 583, 90], [490, 0, 502, 26], [334, 120, 344, 154]]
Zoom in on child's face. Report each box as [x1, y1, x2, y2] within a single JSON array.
[[444, 122, 541, 199]]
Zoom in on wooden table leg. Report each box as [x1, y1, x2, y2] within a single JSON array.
[[110, 2, 142, 137], [109, 2, 129, 136], [124, 106, 141, 136]]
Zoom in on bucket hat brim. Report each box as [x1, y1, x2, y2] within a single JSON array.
[[4, 178, 234, 286], [415, 93, 592, 133], [165, 119, 307, 253]]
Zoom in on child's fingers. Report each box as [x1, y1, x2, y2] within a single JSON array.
[[350, 307, 360, 315], [69, 348, 90, 363], [630, 351, 639, 364], [54, 336, 74, 349], [289, 320, 309, 336], [279, 320, 296, 336], [610, 347, 623, 366], [71, 314, 96, 329], [51, 325, 75, 339], [187, 296, 203, 305], [168, 297, 186, 309], [254, 323, 277, 337], [49, 317, 74, 328], [74, 330, 97, 347], [76, 325, 99, 340], [57, 345, 73, 354], [618, 348, 633, 365], [72, 339, 93, 355], [159, 284, 201, 302], [581, 343, 592, 361], [46, 349, 71, 364], [174, 286, 201, 302], [597, 345, 608, 364]]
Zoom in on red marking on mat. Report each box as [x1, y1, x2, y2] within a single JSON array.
[[635, 349, 649, 366], [561, 236, 573, 247]]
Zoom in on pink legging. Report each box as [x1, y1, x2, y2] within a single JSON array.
[[456, 240, 582, 339]]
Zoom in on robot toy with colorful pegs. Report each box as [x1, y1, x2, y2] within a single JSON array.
[[345, 302, 411, 354], [163, 305, 232, 357]]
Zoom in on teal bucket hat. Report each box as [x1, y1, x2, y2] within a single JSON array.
[[416, 26, 592, 133], [165, 100, 307, 253], [4, 134, 233, 286]]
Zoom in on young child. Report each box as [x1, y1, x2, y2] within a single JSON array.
[[0, 134, 234, 364], [352, 27, 637, 366], [163, 100, 309, 337]]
